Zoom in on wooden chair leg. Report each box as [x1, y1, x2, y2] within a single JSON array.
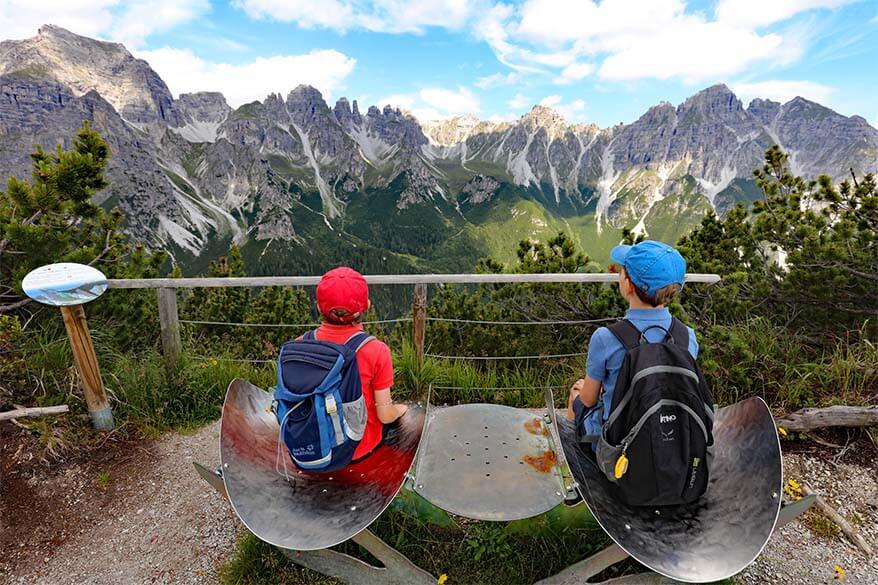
[[279, 530, 436, 585]]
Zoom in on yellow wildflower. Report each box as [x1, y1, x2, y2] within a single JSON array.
[[778, 427, 788, 438], [834, 565, 846, 581], [438, 574, 448, 584], [783, 479, 803, 501]]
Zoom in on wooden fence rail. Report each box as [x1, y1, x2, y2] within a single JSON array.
[[116, 272, 722, 376], [108, 273, 721, 289]]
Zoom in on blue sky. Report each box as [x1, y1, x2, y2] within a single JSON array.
[[2, 0, 877, 127]]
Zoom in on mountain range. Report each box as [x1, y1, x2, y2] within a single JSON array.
[[2, 25, 877, 274]]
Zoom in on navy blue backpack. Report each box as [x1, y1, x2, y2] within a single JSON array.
[[274, 330, 373, 472]]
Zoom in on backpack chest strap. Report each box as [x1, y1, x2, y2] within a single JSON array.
[[607, 317, 689, 349]]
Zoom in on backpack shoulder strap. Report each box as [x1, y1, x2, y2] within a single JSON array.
[[667, 318, 689, 350], [303, 330, 317, 341], [606, 319, 640, 351], [343, 331, 374, 353]]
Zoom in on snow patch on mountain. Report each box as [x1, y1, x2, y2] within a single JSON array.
[[173, 120, 224, 143]]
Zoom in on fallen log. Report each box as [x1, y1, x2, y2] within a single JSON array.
[[776, 406, 878, 432], [801, 482, 872, 557], [0, 405, 69, 422]]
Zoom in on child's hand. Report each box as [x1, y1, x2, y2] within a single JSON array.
[[571, 378, 585, 393], [395, 403, 408, 419]]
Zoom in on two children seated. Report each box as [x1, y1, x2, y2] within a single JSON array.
[[276, 242, 713, 506]]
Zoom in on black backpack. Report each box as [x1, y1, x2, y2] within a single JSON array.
[[594, 318, 714, 507]]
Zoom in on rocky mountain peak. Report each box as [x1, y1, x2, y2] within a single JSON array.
[[177, 92, 230, 122], [287, 84, 325, 105], [680, 83, 743, 114], [422, 114, 482, 146], [0, 25, 180, 127], [333, 97, 363, 127], [523, 105, 565, 125], [286, 84, 333, 129]]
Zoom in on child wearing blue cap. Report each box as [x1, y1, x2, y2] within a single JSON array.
[[566, 240, 698, 444]]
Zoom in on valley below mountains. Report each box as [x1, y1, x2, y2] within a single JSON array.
[[2, 25, 877, 274]]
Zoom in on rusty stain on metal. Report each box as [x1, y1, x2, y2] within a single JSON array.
[[523, 418, 548, 437], [522, 449, 556, 473]]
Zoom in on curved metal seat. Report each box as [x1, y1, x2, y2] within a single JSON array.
[[550, 392, 783, 583], [220, 379, 425, 550], [413, 403, 566, 521]]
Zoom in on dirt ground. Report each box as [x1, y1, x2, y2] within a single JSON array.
[[1, 421, 876, 584], [0, 421, 238, 585]]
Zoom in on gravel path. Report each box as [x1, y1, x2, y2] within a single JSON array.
[[2, 421, 876, 584], [1, 421, 239, 585], [738, 452, 878, 585]]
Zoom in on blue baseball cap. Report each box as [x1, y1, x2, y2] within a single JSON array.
[[610, 241, 686, 297]]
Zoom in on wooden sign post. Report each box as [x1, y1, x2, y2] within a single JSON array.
[[22, 263, 114, 431], [412, 284, 427, 367], [59, 304, 113, 430]]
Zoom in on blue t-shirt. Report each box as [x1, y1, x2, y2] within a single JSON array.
[[582, 307, 699, 437]]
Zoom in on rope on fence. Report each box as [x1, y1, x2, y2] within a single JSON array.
[[179, 317, 413, 328], [178, 316, 615, 328], [425, 316, 615, 325], [424, 351, 588, 361], [190, 355, 276, 364], [432, 384, 571, 391]]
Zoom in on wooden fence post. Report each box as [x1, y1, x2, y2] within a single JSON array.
[[157, 288, 181, 374], [412, 284, 427, 367], [59, 305, 113, 431]]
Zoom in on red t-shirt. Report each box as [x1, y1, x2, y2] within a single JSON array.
[[311, 323, 394, 459]]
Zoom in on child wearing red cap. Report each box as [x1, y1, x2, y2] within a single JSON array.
[[311, 267, 407, 460]]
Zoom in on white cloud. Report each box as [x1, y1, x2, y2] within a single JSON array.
[[111, 0, 210, 48], [137, 47, 357, 107], [539, 95, 586, 121], [0, 1, 117, 41], [715, 0, 853, 29], [507, 93, 531, 109], [475, 0, 850, 85], [554, 62, 594, 84], [731, 80, 834, 105], [377, 93, 417, 109], [487, 113, 517, 123], [234, 0, 471, 34], [475, 71, 522, 88], [0, 0, 209, 48], [421, 87, 480, 113], [378, 86, 480, 121], [598, 22, 783, 82]]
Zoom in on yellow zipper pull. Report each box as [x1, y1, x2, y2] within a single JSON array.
[[614, 452, 629, 479]]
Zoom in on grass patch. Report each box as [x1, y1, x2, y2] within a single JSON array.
[[802, 509, 841, 540], [95, 470, 112, 488], [699, 317, 878, 410], [220, 502, 612, 585]]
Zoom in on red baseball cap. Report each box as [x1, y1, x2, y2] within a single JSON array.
[[316, 267, 369, 320]]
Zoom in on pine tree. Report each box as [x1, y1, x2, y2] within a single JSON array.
[[0, 123, 166, 334]]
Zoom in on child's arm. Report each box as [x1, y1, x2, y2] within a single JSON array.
[[374, 388, 407, 423], [578, 376, 602, 406], [565, 376, 602, 419]]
